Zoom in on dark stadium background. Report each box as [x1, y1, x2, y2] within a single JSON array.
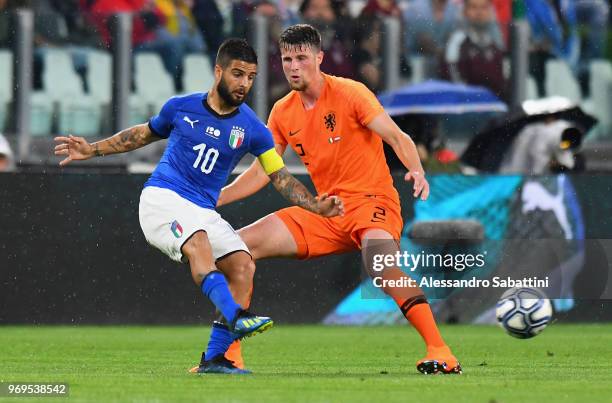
[[2, 172, 611, 324]]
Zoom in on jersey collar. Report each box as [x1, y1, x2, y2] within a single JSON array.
[[202, 93, 241, 120]]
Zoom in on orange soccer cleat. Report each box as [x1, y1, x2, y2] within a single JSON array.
[[416, 345, 462, 375]]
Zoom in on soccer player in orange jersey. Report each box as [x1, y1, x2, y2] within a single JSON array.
[[216, 24, 461, 374]]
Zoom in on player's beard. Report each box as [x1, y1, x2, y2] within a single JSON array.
[[289, 80, 307, 91], [287, 75, 308, 91], [217, 76, 245, 107]]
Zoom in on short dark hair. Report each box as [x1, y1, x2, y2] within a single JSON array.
[[279, 24, 321, 51], [215, 38, 258, 68]]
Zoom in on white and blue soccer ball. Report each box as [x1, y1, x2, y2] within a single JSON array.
[[496, 287, 553, 339]]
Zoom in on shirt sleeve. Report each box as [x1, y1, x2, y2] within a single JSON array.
[[148, 96, 179, 139], [350, 81, 385, 126], [267, 104, 288, 147], [249, 119, 276, 157]]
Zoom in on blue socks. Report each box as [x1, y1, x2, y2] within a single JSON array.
[[200, 271, 241, 325], [205, 322, 235, 360]]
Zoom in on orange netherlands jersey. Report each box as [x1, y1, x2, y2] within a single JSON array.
[[268, 74, 399, 203]]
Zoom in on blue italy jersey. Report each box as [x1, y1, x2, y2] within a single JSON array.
[[145, 93, 275, 209]]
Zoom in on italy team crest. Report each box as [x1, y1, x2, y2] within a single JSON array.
[[229, 126, 245, 149]]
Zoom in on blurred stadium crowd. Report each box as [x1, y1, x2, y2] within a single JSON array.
[[0, 0, 610, 172]]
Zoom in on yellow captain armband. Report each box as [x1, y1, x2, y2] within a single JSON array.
[[258, 148, 285, 175]]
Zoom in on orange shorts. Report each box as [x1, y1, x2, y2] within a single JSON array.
[[275, 195, 403, 259]]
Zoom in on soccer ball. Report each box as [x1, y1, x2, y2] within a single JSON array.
[[496, 287, 553, 339]]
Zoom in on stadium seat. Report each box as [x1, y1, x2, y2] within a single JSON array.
[[0, 50, 13, 131], [30, 92, 54, 137], [58, 97, 102, 136], [84, 50, 149, 131], [86, 49, 116, 134], [410, 55, 425, 84], [87, 49, 112, 104], [0, 102, 5, 132], [0, 50, 12, 99], [1, 50, 53, 136], [545, 59, 582, 103], [184, 54, 215, 94], [589, 60, 612, 135], [526, 75, 539, 100], [134, 52, 175, 108], [41, 48, 102, 136], [128, 94, 150, 127], [43, 49, 85, 100]]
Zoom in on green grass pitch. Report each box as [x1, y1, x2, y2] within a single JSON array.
[[1, 324, 611, 402]]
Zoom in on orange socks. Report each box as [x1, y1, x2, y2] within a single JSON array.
[[378, 268, 446, 349], [403, 301, 446, 348], [225, 340, 244, 369], [223, 286, 252, 369]]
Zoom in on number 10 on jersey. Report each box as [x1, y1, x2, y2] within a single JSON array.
[[192, 143, 219, 174]]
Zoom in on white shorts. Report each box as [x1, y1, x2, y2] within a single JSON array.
[[138, 186, 249, 263]]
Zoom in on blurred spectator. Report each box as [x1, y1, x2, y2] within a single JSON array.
[[81, 0, 166, 56], [443, 0, 507, 100], [33, 0, 101, 92], [192, 0, 274, 63], [525, 0, 580, 97], [228, 0, 280, 38], [389, 114, 461, 173], [491, 0, 510, 46], [499, 119, 584, 174], [0, 133, 15, 172], [575, 0, 610, 95], [195, 0, 292, 103], [266, 3, 292, 104], [403, 0, 463, 78], [51, 0, 103, 48], [81, 0, 171, 94], [359, 0, 413, 79], [328, 0, 352, 45], [300, 0, 354, 78], [191, 0, 225, 67], [33, 1, 69, 47], [200, 0, 300, 46], [353, 16, 383, 93], [0, 0, 10, 48], [194, 0, 302, 95], [231, 0, 292, 104], [82, 0, 211, 92], [1, 0, 35, 47], [360, 0, 401, 18], [153, 0, 205, 92], [276, 0, 304, 28]]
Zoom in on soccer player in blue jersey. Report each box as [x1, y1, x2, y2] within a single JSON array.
[[53, 38, 343, 375]]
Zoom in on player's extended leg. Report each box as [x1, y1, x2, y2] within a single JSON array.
[[182, 231, 242, 325], [209, 251, 259, 370], [237, 213, 299, 260], [182, 232, 271, 338], [183, 232, 272, 375], [213, 213, 300, 367], [361, 228, 462, 375]]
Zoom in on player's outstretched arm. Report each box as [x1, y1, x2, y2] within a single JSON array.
[[53, 123, 160, 166], [217, 158, 271, 207], [217, 143, 286, 207], [268, 167, 344, 217], [368, 113, 430, 201]]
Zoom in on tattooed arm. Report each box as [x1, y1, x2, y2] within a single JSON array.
[[268, 167, 344, 217], [53, 124, 160, 166]]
